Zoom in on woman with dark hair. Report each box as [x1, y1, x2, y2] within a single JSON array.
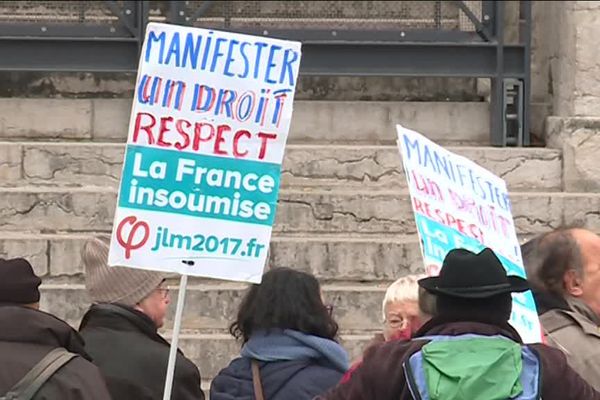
[[210, 267, 349, 400]]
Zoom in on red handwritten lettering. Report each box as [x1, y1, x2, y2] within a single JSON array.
[[257, 132, 277, 160], [233, 130, 251, 158], [157, 116, 174, 148], [214, 124, 229, 155], [116, 216, 150, 259], [133, 112, 156, 145]]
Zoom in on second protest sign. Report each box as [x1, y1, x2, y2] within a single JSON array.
[[397, 125, 542, 343]]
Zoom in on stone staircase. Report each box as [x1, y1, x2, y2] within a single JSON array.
[[0, 96, 578, 390]]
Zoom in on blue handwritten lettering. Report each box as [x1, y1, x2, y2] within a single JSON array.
[[238, 42, 251, 78], [165, 32, 181, 67], [264, 45, 282, 84], [200, 31, 214, 70], [253, 42, 268, 80], [182, 32, 202, 69], [210, 37, 228, 73], [223, 39, 239, 77], [280, 49, 299, 86], [145, 30, 166, 63]]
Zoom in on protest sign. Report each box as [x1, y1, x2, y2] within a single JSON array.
[[397, 125, 542, 343], [108, 23, 302, 284], [108, 22, 302, 400]]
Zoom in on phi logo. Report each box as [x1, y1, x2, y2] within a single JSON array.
[[116, 216, 150, 259]]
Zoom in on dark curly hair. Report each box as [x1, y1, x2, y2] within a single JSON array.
[[229, 267, 338, 343]]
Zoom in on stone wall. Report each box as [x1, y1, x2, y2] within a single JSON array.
[[1, 2, 598, 139], [541, 1, 600, 191], [543, 1, 600, 117], [0, 72, 480, 102]]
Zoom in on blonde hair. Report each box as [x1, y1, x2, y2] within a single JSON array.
[[382, 274, 426, 321]]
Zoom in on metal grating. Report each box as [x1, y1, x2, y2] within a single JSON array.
[[0, 1, 121, 24], [180, 1, 476, 32], [458, 1, 483, 32]]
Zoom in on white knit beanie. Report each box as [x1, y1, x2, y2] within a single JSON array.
[[82, 235, 165, 306]]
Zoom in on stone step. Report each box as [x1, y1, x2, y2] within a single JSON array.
[[41, 282, 390, 342], [1, 142, 562, 192], [0, 72, 479, 102], [0, 98, 489, 144], [0, 187, 595, 235], [0, 232, 421, 282]]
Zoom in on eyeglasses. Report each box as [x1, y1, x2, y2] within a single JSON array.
[[156, 287, 170, 299], [384, 317, 409, 330]]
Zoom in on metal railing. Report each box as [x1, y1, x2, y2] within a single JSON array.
[[0, 1, 531, 146]]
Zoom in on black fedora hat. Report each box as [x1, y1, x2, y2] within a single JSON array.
[[418, 248, 529, 299]]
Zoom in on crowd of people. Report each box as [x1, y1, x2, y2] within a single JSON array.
[[1, 227, 600, 399]]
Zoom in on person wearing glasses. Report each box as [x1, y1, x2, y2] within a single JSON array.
[[382, 274, 435, 341], [78, 235, 205, 400], [210, 267, 349, 400], [340, 274, 435, 384]]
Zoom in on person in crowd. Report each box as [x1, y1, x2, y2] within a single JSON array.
[[0, 257, 112, 400], [341, 274, 436, 383], [318, 247, 600, 400], [210, 267, 349, 400], [363, 275, 435, 355], [78, 235, 204, 400], [522, 227, 600, 390], [382, 274, 433, 341], [417, 284, 437, 321]]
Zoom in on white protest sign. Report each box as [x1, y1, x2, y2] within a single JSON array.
[[108, 23, 302, 284], [397, 125, 542, 343]]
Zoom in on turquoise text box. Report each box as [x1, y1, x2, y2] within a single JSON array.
[[119, 144, 281, 226], [415, 213, 537, 311]]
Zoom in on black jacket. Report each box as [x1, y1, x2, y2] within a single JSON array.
[[79, 303, 204, 400], [211, 357, 343, 400], [0, 305, 112, 400]]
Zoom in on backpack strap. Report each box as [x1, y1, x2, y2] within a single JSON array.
[[251, 360, 265, 400], [2, 348, 77, 400]]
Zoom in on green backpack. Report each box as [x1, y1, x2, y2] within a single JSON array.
[[403, 334, 542, 400]]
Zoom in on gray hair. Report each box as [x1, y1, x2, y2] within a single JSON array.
[[524, 228, 584, 297], [382, 274, 425, 321]]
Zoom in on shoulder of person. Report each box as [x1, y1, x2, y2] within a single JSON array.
[[528, 343, 600, 399], [60, 356, 104, 379], [212, 357, 252, 384], [272, 364, 343, 400], [174, 349, 202, 379], [542, 309, 598, 335], [294, 362, 344, 380], [210, 358, 254, 399], [527, 342, 590, 380], [365, 336, 424, 360], [542, 310, 600, 353], [52, 356, 112, 398]]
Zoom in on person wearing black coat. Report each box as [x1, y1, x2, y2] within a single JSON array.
[[0, 258, 112, 400], [79, 303, 203, 400], [79, 236, 204, 400], [210, 267, 349, 400]]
